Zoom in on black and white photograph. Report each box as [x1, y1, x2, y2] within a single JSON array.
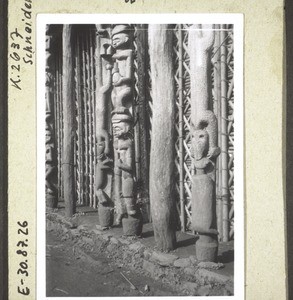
[[37, 14, 243, 299]]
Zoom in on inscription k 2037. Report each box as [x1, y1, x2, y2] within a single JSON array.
[[9, 0, 34, 91], [16, 221, 30, 296]]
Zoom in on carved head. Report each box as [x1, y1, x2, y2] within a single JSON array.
[[45, 145, 53, 163], [45, 126, 52, 145], [191, 129, 209, 160], [112, 112, 133, 138], [96, 140, 106, 156], [111, 25, 133, 49], [45, 127, 53, 162]]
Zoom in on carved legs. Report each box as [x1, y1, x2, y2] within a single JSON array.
[[195, 234, 218, 262], [114, 168, 142, 236], [192, 173, 218, 262], [122, 213, 143, 236]]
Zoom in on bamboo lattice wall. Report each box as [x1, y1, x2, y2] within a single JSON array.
[[49, 24, 234, 241]]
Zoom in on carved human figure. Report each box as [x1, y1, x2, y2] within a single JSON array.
[[191, 129, 218, 236], [45, 124, 58, 207], [110, 25, 134, 113], [96, 63, 113, 156], [189, 24, 220, 159], [112, 112, 136, 224], [106, 25, 142, 235], [191, 129, 210, 171], [45, 27, 58, 208], [94, 28, 115, 228], [95, 140, 112, 204], [189, 24, 220, 262]]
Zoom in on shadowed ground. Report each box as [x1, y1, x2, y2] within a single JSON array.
[[46, 230, 179, 297]]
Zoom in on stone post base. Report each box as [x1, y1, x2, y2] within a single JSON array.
[[98, 204, 114, 228], [122, 212, 143, 236], [195, 234, 218, 262], [46, 196, 58, 209]]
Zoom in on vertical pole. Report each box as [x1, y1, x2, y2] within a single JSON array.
[[149, 24, 177, 251], [53, 60, 61, 202], [90, 31, 97, 207], [213, 25, 223, 240], [55, 58, 62, 201], [59, 54, 64, 201], [94, 25, 103, 210], [178, 24, 186, 232], [189, 24, 219, 262], [220, 24, 229, 242], [133, 42, 141, 183], [82, 35, 89, 206], [62, 24, 76, 217], [135, 24, 150, 220], [72, 33, 78, 195], [76, 33, 84, 205], [87, 34, 93, 208], [95, 25, 103, 90]]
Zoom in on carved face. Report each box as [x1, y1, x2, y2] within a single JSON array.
[[45, 128, 52, 145], [112, 33, 130, 49], [113, 121, 131, 138], [96, 141, 106, 156], [45, 145, 53, 162], [192, 130, 209, 160], [45, 35, 52, 51]]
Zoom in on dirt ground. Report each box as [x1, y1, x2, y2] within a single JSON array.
[[46, 230, 179, 297]]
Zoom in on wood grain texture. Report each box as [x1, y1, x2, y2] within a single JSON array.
[[148, 24, 176, 251], [62, 25, 76, 217]]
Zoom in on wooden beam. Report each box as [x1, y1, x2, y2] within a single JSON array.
[[149, 24, 177, 251], [62, 25, 76, 217], [135, 24, 150, 220]]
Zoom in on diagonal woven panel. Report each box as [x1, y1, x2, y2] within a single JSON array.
[[172, 24, 235, 240], [227, 26, 234, 239], [173, 24, 193, 231]]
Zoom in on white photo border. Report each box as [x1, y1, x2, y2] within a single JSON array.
[[37, 13, 244, 300]]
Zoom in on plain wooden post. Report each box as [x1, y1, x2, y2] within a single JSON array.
[[135, 24, 150, 221], [149, 24, 177, 251], [62, 25, 76, 217]]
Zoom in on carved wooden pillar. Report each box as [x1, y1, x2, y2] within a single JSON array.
[[109, 25, 143, 236], [189, 24, 220, 262], [94, 25, 114, 228], [45, 26, 58, 208], [148, 24, 177, 251], [62, 25, 76, 217]]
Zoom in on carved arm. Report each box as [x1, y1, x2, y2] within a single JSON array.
[[116, 142, 133, 174], [112, 49, 133, 86]]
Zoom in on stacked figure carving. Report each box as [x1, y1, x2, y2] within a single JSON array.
[[95, 24, 142, 235], [45, 28, 58, 209]]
